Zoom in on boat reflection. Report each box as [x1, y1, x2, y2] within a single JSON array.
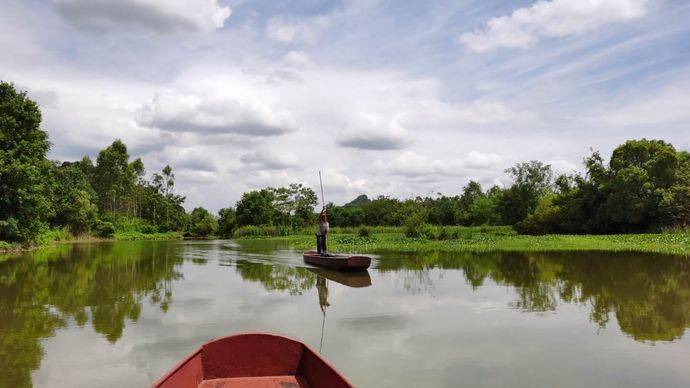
[[312, 269, 372, 353], [308, 268, 372, 288]]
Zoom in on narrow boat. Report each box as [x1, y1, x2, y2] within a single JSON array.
[[153, 333, 352, 388], [303, 250, 371, 270]]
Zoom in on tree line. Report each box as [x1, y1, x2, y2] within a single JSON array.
[[228, 139, 690, 235], [339, 139, 689, 234], [1, 82, 212, 243], [3, 81, 689, 243]]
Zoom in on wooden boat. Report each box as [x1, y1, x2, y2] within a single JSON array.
[[303, 250, 371, 270], [153, 333, 352, 388], [308, 267, 372, 288]]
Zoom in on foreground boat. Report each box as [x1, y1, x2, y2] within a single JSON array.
[[153, 333, 353, 388], [303, 250, 371, 270]]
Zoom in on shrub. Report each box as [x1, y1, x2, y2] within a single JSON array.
[[421, 225, 439, 240], [232, 225, 294, 238], [404, 212, 428, 238], [358, 225, 371, 237], [141, 224, 158, 234], [94, 221, 115, 238], [516, 194, 562, 235], [437, 227, 450, 240]]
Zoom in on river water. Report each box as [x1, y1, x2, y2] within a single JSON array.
[[1, 240, 689, 387]]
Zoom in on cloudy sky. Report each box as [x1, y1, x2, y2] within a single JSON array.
[[1, 0, 689, 212]]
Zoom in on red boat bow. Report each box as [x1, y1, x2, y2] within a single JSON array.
[[153, 333, 353, 388]]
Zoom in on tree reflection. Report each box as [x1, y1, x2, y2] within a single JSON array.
[[0, 241, 182, 386], [378, 250, 690, 342], [234, 260, 316, 295]]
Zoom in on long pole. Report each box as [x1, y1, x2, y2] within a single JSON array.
[[318, 171, 325, 209]]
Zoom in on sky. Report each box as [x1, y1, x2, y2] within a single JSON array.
[[1, 0, 689, 212]]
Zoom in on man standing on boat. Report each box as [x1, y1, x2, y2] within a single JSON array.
[[316, 209, 329, 256]]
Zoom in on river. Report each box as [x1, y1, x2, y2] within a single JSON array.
[[1, 240, 689, 387]]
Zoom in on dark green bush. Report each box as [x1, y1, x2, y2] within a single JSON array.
[[404, 212, 429, 238], [94, 221, 115, 238]]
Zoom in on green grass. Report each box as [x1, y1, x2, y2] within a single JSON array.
[[114, 231, 183, 241], [234, 226, 690, 256], [1, 228, 183, 257]]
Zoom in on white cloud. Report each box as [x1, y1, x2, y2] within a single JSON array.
[[594, 86, 690, 126], [460, 0, 650, 52], [400, 99, 516, 129], [53, 0, 232, 33], [463, 151, 503, 169], [139, 91, 298, 136], [317, 169, 372, 197], [158, 146, 217, 172], [266, 15, 332, 44], [240, 150, 298, 170], [336, 116, 410, 150], [376, 150, 503, 178], [547, 159, 580, 175]]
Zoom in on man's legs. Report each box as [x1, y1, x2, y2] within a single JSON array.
[[316, 234, 322, 254]]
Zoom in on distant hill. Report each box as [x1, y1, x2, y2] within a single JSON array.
[[344, 194, 370, 207]]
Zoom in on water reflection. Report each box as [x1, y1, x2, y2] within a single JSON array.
[[1, 241, 689, 387], [308, 268, 372, 288], [0, 241, 182, 387], [234, 260, 316, 295], [377, 250, 690, 342], [311, 270, 372, 353]]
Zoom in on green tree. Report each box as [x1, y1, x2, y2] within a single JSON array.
[[236, 189, 276, 226], [427, 195, 458, 226], [51, 161, 99, 234], [269, 183, 318, 227], [605, 139, 680, 231], [456, 181, 485, 225], [498, 161, 553, 225], [94, 140, 135, 214], [327, 205, 365, 227], [0, 82, 53, 242], [217, 207, 237, 237], [131, 158, 145, 218], [188, 207, 218, 237]]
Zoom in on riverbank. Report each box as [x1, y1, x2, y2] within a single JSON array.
[[234, 226, 690, 255], [0, 229, 184, 257]]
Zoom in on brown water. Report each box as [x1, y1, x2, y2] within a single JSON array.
[[1, 240, 689, 387]]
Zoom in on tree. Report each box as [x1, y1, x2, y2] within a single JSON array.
[[94, 140, 134, 214], [218, 207, 236, 237], [188, 207, 218, 237], [456, 181, 485, 225], [362, 196, 404, 226], [605, 139, 679, 231], [328, 205, 365, 227], [51, 161, 98, 234], [498, 161, 553, 225], [426, 195, 458, 226], [269, 183, 318, 227], [131, 158, 145, 217], [0, 82, 53, 242], [236, 189, 276, 226]]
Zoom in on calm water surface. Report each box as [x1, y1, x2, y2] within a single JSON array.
[[1, 240, 689, 387]]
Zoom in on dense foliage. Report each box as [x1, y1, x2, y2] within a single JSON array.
[[0, 82, 53, 242], [318, 141, 689, 235], [519, 140, 690, 234], [1, 82, 192, 243]]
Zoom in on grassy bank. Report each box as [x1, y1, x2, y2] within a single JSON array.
[[0, 228, 183, 255], [233, 225, 690, 255]]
